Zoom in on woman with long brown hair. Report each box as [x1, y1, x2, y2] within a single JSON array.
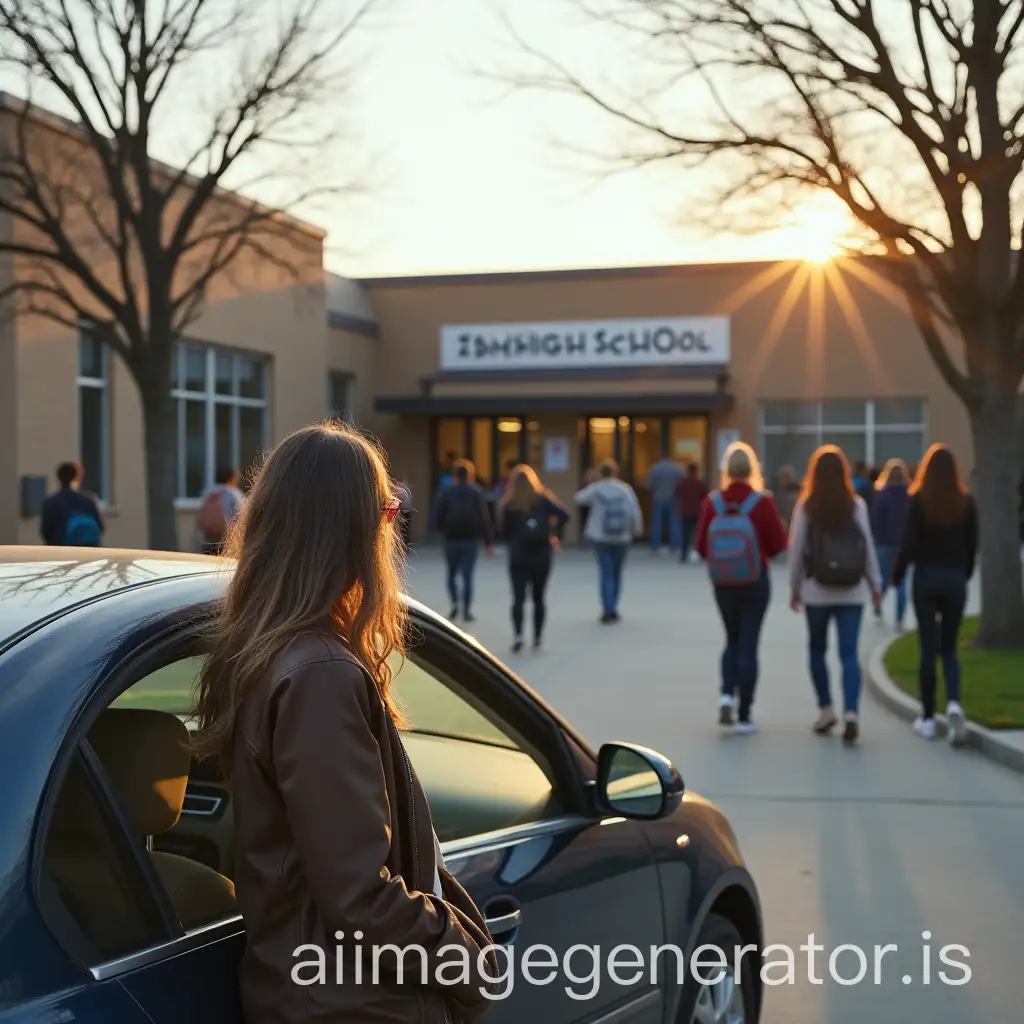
[[194, 422, 495, 1024], [788, 445, 882, 744], [892, 443, 978, 745], [498, 463, 570, 652]]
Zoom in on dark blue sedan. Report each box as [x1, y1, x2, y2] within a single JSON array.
[[0, 548, 762, 1024]]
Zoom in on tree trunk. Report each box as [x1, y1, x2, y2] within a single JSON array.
[[140, 380, 179, 552], [969, 394, 1024, 648]]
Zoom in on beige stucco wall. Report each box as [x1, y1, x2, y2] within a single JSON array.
[[364, 257, 972, 473], [328, 325, 378, 429]]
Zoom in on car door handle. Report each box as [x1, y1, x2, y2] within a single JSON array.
[[483, 902, 522, 944]]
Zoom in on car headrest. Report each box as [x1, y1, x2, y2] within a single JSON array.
[[87, 708, 190, 836]]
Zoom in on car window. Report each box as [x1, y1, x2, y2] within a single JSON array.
[[111, 649, 520, 752], [391, 651, 519, 750], [40, 753, 169, 964], [112, 656, 200, 715]]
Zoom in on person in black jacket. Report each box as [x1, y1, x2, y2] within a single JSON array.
[[892, 444, 978, 746], [434, 460, 493, 622], [40, 461, 104, 546], [497, 464, 570, 653]]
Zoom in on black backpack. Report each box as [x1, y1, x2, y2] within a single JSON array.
[[516, 503, 552, 551], [806, 517, 867, 588], [440, 488, 479, 539]]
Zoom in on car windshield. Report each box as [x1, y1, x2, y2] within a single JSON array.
[[114, 649, 516, 750]]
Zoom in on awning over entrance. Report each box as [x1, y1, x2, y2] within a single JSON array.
[[375, 391, 733, 415]]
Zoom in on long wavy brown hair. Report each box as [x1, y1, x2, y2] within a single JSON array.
[[801, 445, 856, 532], [192, 421, 406, 770], [909, 443, 969, 526], [499, 463, 549, 513]]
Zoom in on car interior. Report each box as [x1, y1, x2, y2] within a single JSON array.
[[42, 636, 565, 951]]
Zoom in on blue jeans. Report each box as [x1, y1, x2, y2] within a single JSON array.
[[876, 546, 907, 624], [713, 573, 771, 721], [594, 542, 629, 615], [444, 540, 478, 612], [650, 497, 681, 552], [912, 565, 967, 719], [806, 604, 865, 713]]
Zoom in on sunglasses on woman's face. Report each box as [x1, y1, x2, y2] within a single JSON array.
[[382, 496, 402, 524]]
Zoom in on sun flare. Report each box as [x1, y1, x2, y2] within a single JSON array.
[[784, 198, 852, 263]]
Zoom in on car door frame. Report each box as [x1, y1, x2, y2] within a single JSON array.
[[403, 615, 665, 1024]]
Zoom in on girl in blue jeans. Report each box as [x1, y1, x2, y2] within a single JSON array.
[[789, 447, 882, 745]]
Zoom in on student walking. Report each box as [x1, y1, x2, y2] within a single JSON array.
[[870, 459, 911, 630], [789, 446, 882, 745], [434, 460, 494, 621], [498, 465, 571, 653], [891, 444, 978, 745], [40, 461, 104, 546], [197, 466, 245, 554], [695, 442, 788, 733], [192, 422, 496, 1024], [574, 459, 643, 622], [646, 454, 684, 553], [675, 462, 709, 562]]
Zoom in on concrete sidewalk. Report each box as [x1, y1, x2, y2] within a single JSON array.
[[406, 546, 1024, 1024]]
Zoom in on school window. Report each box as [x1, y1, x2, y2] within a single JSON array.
[[758, 400, 927, 481], [328, 371, 354, 423], [173, 345, 269, 500], [77, 332, 110, 501]]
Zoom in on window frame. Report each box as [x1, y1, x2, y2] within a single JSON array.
[[76, 332, 110, 503], [758, 398, 928, 470], [328, 369, 355, 424], [172, 344, 269, 504]]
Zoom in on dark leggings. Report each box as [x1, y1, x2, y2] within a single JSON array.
[[912, 564, 967, 719], [510, 559, 552, 641]]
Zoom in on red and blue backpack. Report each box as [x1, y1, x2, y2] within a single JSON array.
[[705, 491, 764, 585]]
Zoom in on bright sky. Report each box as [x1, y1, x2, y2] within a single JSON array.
[[327, 0, 853, 277], [1, 0, 858, 278]]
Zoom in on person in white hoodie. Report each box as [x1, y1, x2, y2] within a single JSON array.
[[789, 445, 882, 745], [574, 459, 643, 623]]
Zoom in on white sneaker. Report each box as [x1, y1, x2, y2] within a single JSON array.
[[734, 720, 757, 735], [718, 695, 735, 727], [946, 702, 968, 747], [913, 717, 936, 740]]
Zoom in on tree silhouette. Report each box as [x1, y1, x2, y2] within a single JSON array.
[[507, 0, 1024, 646], [0, 0, 372, 550]]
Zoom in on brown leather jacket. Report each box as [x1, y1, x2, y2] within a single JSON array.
[[232, 632, 498, 1023]]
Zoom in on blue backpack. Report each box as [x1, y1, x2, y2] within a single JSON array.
[[62, 512, 101, 546], [705, 491, 764, 586]]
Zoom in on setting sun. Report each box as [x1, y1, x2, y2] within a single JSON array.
[[786, 197, 853, 263]]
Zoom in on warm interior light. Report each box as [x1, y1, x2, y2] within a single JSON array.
[[497, 419, 522, 433], [590, 417, 616, 434], [618, 416, 630, 427]]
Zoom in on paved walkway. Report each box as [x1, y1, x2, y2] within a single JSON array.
[[406, 546, 1024, 1024]]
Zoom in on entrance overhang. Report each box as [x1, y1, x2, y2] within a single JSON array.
[[374, 391, 733, 415]]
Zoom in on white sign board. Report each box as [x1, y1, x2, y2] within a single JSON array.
[[544, 437, 570, 473], [440, 316, 730, 371]]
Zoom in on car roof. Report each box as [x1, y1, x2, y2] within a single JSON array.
[[0, 546, 230, 644], [0, 546, 455, 646]]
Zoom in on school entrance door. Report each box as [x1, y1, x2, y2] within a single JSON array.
[[581, 416, 708, 538]]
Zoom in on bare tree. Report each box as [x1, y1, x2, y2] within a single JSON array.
[[506, 0, 1024, 647], [0, 0, 372, 550]]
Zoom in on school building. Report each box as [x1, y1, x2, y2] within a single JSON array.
[[2, 98, 1020, 548]]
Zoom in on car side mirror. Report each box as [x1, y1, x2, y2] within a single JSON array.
[[595, 742, 684, 820]]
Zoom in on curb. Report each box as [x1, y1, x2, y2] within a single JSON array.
[[866, 637, 1024, 775]]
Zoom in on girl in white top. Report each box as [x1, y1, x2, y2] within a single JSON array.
[[788, 446, 882, 745]]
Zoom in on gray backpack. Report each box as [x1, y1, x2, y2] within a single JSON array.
[[806, 517, 867, 588]]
